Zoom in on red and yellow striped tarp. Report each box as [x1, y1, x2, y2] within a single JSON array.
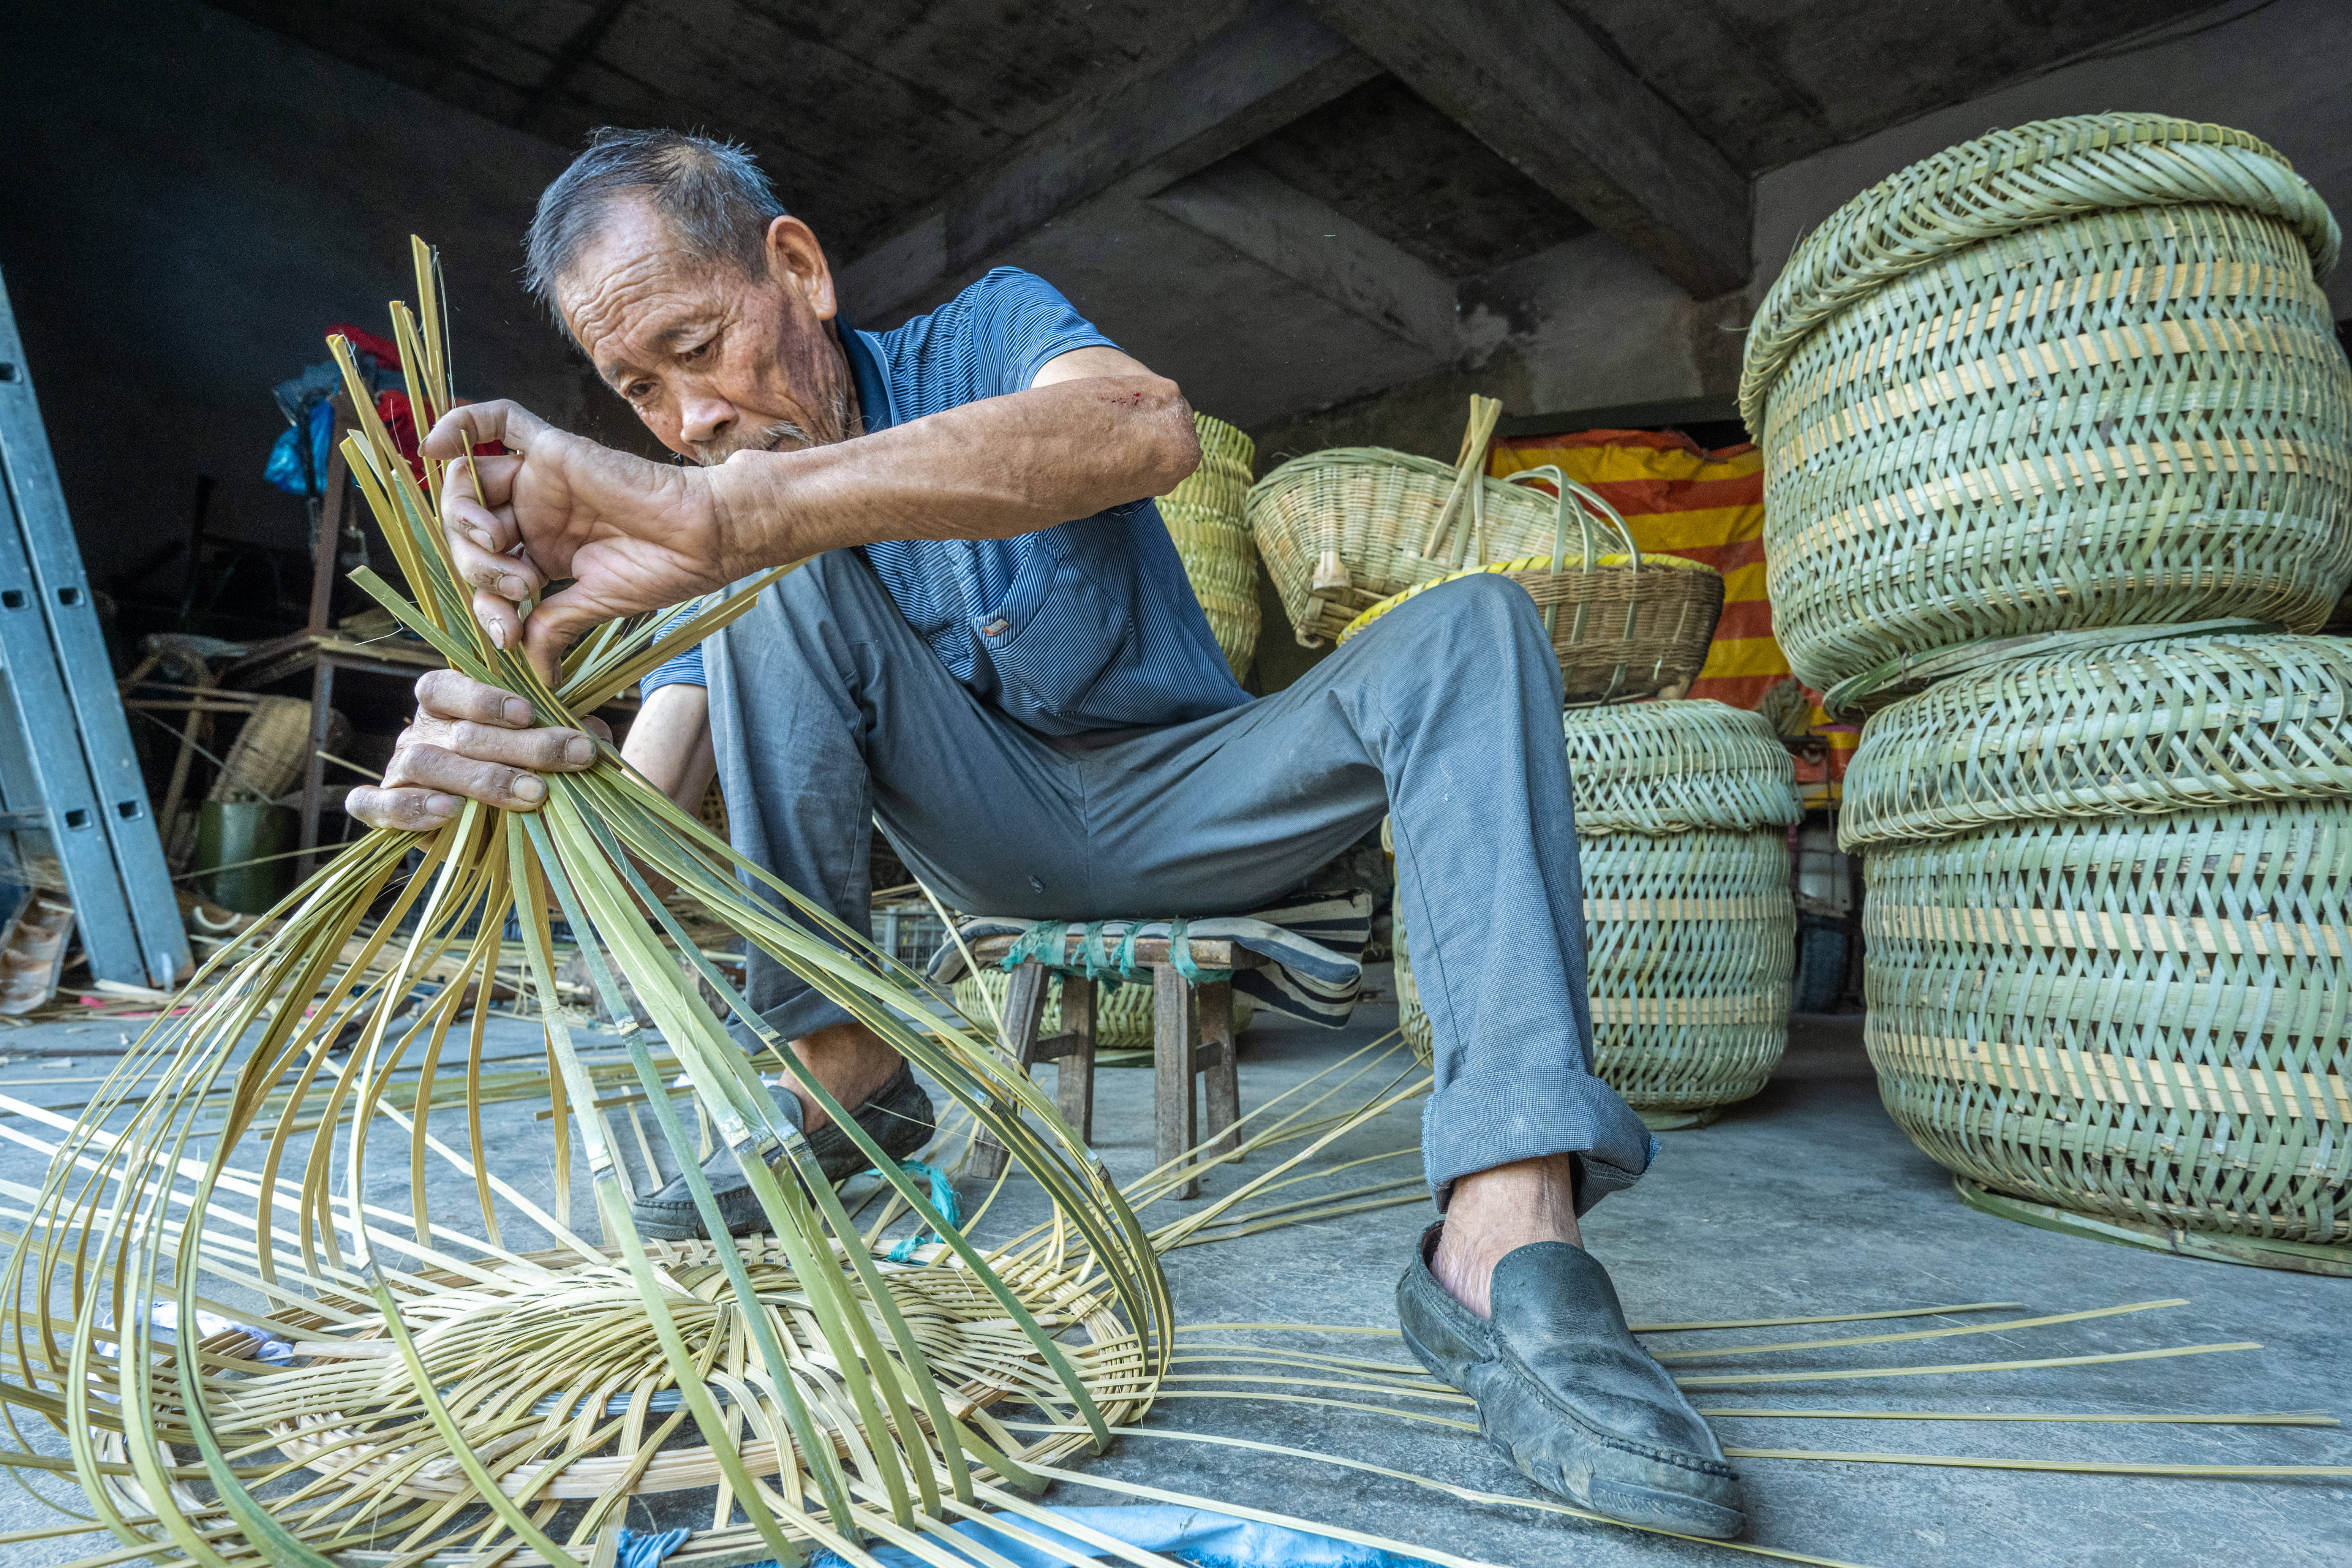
[[1489, 428, 1854, 782]]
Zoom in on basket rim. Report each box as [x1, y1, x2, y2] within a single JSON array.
[[1738, 112, 2342, 431]]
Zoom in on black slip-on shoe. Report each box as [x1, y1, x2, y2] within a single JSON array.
[[629, 1062, 936, 1241], [1397, 1223, 1746, 1538]]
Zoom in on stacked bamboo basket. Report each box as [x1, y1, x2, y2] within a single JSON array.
[[1742, 114, 2352, 1272], [1158, 412, 1260, 680], [1398, 702, 1801, 1128]]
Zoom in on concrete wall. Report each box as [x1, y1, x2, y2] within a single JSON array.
[[0, 0, 621, 599]]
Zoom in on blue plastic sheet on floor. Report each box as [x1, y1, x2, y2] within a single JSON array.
[[614, 1505, 1437, 1567]]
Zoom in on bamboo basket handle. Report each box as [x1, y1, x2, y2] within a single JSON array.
[[1422, 395, 1504, 562]]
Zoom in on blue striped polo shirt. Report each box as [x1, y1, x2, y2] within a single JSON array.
[[639, 267, 1248, 736]]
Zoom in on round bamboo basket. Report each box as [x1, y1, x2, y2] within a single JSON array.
[[1158, 413, 1260, 680], [1581, 828, 1796, 1127], [1322, 463, 1723, 705], [1248, 449, 1565, 646], [1845, 632, 2352, 1271], [955, 966, 1255, 1050], [1740, 114, 2352, 693], [1840, 630, 2352, 846], [1562, 700, 1803, 836], [1396, 702, 1799, 1125]]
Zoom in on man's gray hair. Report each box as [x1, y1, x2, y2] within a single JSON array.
[[523, 128, 787, 316]]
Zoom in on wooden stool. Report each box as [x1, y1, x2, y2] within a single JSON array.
[[968, 930, 1257, 1199]]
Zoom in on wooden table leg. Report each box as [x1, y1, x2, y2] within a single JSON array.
[[1154, 964, 1199, 1199], [974, 960, 1051, 1180], [1056, 974, 1097, 1144], [295, 658, 335, 882], [1198, 977, 1241, 1160]]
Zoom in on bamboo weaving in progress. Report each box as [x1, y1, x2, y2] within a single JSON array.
[[0, 242, 1171, 1568]]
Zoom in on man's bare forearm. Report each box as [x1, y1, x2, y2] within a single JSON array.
[[703, 373, 1198, 577]]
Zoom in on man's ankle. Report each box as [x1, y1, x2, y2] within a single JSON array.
[[1429, 1154, 1582, 1318], [786, 1021, 903, 1133]]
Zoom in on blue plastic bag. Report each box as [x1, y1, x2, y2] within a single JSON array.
[[266, 397, 336, 496]]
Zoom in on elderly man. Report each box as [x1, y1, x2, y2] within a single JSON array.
[[349, 129, 1742, 1538]]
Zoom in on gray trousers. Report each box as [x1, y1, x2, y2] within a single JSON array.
[[704, 550, 1654, 1208]]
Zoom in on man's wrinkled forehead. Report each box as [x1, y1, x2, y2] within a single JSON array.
[[555, 199, 735, 362]]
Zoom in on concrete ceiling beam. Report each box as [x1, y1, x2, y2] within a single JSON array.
[[1150, 159, 1460, 357], [1300, 0, 1750, 298], [839, 0, 1379, 323]]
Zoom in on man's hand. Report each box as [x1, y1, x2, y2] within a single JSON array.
[[347, 670, 607, 830], [423, 402, 733, 680]]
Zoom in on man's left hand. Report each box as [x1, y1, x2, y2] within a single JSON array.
[[423, 401, 735, 679]]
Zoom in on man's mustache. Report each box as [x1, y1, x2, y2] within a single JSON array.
[[692, 394, 851, 465]]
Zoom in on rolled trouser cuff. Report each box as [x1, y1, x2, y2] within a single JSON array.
[[1423, 1067, 1658, 1215], [732, 953, 860, 1053]]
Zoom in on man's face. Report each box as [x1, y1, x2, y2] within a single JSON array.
[[557, 201, 853, 464]]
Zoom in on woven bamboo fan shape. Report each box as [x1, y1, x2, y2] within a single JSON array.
[[956, 965, 1256, 1049], [1397, 703, 1798, 1126], [1847, 632, 2352, 1271], [1740, 114, 2352, 692], [1158, 411, 1260, 679], [0, 243, 1171, 1568]]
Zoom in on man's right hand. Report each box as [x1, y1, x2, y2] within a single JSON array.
[[346, 670, 606, 831]]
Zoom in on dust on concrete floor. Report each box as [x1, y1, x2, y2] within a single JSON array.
[[0, 977, 2344, 1567]]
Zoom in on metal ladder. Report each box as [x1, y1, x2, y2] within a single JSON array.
[[0, 268, 190, 990]]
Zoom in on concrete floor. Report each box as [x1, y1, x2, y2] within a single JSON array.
[[0, 972, 2345, 1567]]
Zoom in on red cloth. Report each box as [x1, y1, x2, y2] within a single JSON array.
[[328, 322, 403, 368]]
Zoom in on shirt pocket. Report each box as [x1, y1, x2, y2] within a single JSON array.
[[974, 532, 1134, 719]]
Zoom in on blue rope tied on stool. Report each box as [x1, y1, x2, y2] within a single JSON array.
[[996, 918, 1231, 988], [884, 1160, 961, 1263]]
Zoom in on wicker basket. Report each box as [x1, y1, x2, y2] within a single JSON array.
[[953, 967, 1253, 1051], [1331, 465, 1723, 705], [1846, 631, 2352, 1269], [1249, 452, 1568, 647], [1396, 703, 1799, 1125], [206, 698, 351, 803], [1740, 114, 2352, 693], [1158, 413, 1260, 680], [1560, 700, 1801, 836], [1862, 804, 2352, 1262], [1841, 631, 2352, 850]]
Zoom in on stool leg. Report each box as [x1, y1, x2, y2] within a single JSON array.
[[974, 961, 1051, 1180], [1153, 964, 1199, 1199], [1198, 978, 1241, 1161], [1056, 975, 1097, 1145]]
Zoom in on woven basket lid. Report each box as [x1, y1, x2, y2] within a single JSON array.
[[1739, 113, 2343, 432], [1563, 700, 1800, 836], [1840, 630, 2352, 849]]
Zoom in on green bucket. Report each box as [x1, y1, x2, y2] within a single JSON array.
[[194, 802, 297, 915]]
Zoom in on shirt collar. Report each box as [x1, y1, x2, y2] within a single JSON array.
[[838, 319, 895, 436]]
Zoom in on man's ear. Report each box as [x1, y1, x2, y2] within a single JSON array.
[[768, 216, 836, 322]]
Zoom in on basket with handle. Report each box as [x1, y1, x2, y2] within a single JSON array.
[[1248, 397, 1573, 647], [1337, 463, 1724, 705]]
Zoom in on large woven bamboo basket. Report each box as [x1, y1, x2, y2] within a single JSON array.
[[1741, 114, 2352, 693], [1158, 412, 1260, 680], [1845, 632, 2352, 1272], [955, 967, 1254, 1052], [1396, 703, 1799, 1125]]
